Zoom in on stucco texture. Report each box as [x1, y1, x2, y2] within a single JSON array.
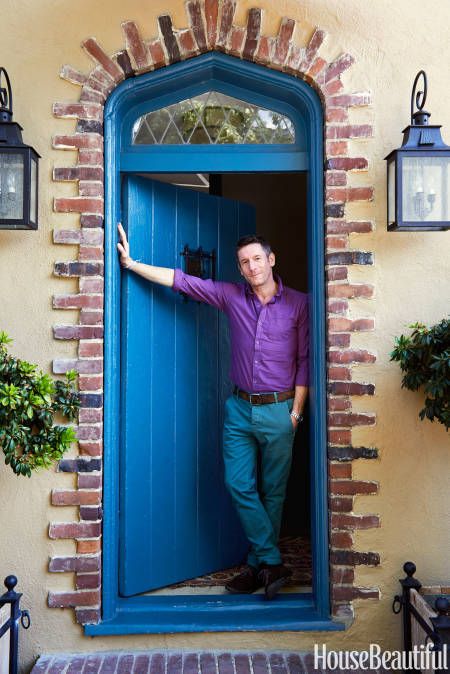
[[0, 0, 449, 671]]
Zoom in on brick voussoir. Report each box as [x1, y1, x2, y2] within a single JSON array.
[[327, 283, 374, 299], [328, 317, 375, 332], [328, 444, 378, 460], [325, 53, 355, 82], [327, 92, 372, 107], [52, 358, 103, 374], [326, 157, 369, 171], [49, 522, 101, 539], [76, 573, 101, 590], [205, 0, 219, 47], [274, 17, 296, 65], [54, 261, 104, 277], [147, 40, 167, 69], [229, 27, 245, 56], [60, 64, 87, 86], [216, 0, 237, 48], [330, 479, 379, 495], [58, 458, 102, 473], [53, 134, 103, 150], [326, 124, 373, 139], [328, 381, 375, 396], [51, 489, 101, 506], [53, 166, 104, 182], [49, 555, 101, 573], [328, 349, 376, 364], [53, 102, 103, 120], [186, 0, 208, 52], [332, 586, 380, 601], [326, 186, 374, 202], [82, 38, 124, 83], [114, 50, 135, 78], [243, 8, 261, 61], [53, 294, 103, 309], [329, 496, 354, 512], [76, 425, 103, 441], [121, 21, 152, 72], [331, 513, 380, 529], [326, 219, 374, 234], [158, 15, 181, 63], [329, 412, 376, 427], [325, 250, 374, 266], [298, 28, 327, 73], [48, 590, 100, 608], [178, 29, 198, 58], [75, 609, 101, 624], [53, 325, 104, 340], [53, 229, 103, 245], [331, 550, 380, 566], [54, 197, 103, 215]]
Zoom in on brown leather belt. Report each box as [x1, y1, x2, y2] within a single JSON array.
[[233, 386, 295, 405]]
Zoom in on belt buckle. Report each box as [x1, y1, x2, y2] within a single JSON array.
[[249, 392, 262, 405]]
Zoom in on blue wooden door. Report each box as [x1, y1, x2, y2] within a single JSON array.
[[119, 175, 255, 596]]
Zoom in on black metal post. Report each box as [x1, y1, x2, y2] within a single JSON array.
[[0, 576, 31, 674], [393, 562, 422, 674]]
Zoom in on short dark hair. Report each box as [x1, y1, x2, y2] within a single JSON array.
[[236, 234, 272, 259]]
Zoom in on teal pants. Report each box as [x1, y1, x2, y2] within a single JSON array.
[[222, 393, 296, 568]]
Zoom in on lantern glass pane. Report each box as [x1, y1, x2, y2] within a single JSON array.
[[30, 157, 37, 224], [388, 158, 395, 225], [402, 156, 450, 222], [0, 153, 24, 220]]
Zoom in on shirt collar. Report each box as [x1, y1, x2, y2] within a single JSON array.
[[244, 274, 283, 302]]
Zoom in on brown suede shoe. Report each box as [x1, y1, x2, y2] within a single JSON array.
[[257, 563, 292, 600], [225, 565, 262, 594]]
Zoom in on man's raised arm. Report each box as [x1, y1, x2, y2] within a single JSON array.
[[117, 222, 174, 287]]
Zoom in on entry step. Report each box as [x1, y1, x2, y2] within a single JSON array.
[[31, 650, 391, 673]]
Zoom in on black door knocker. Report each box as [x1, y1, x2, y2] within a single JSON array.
[[180, 244, 216, 301]]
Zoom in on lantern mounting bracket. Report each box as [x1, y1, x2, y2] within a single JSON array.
[[0, 68, 13, 123], [410, 70, 429, 126]]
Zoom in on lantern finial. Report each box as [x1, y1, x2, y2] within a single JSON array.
[[410, 70, 431, 126], [0, 68, 13, 123]]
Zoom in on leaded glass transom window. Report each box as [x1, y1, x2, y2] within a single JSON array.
[[132, 91, 295, 145]]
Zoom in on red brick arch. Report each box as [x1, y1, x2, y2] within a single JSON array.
[[49, 0, 379, 626]]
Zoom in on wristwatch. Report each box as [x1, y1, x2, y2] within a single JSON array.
[[290, 411, 303, 423]]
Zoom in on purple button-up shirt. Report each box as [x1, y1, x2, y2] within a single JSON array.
[[172, 269, 309, 393]]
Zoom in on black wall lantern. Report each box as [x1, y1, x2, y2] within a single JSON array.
[[0, 68, 40, 230], [385, 71, 450, 231]]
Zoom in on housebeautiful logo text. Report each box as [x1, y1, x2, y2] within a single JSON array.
[[314, 643, 448, 671]]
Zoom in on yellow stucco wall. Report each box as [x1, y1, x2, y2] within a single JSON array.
[[0, 0, 449, 670]]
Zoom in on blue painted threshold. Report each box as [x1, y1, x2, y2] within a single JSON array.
[[85, 594, 345, 635]]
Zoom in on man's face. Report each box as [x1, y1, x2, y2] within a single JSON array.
[[237, 242, 275, 289]]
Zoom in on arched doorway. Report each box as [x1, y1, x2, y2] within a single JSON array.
[[95, 52, 339, 633]]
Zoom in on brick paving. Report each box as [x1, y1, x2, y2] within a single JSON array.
[[30, 651, 390, 673]]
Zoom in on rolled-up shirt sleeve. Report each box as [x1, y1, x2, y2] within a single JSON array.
[[295, 299, 309, 386], [172, 269, 227, 311]]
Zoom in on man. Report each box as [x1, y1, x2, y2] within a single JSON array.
[[117, 223, 309, 600]]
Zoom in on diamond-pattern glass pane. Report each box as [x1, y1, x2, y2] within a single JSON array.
[[132, 91, 295, 145]]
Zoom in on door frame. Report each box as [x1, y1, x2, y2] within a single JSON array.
[[89, 52, 343, 634]]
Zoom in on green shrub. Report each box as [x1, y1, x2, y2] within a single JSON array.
[[0, 331, 80, 476], [390, 318, 449, 431]]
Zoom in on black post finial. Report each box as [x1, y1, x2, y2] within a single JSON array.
[[403, 561, 417, 577], [4, 575, 18, 592]]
